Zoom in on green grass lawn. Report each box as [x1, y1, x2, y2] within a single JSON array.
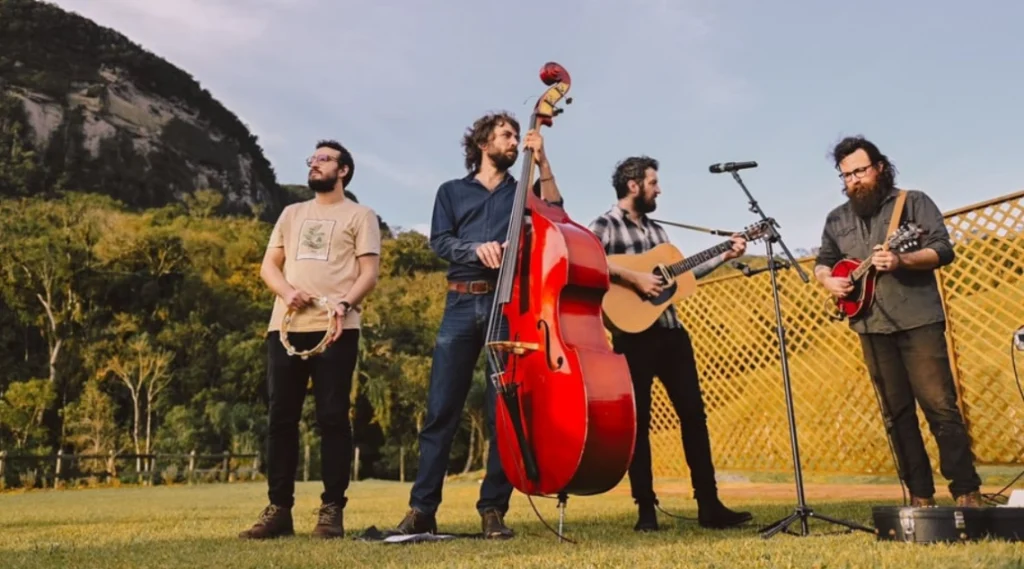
[[1, 479, 1021, 568]]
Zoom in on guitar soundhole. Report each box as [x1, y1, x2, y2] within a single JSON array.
[[647, 270, 677, 306]]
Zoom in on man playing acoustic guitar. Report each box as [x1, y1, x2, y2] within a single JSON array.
[[813, 135, 982, 507], [589, 155, 753, 532]]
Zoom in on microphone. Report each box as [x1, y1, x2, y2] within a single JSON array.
[[731, 261, 753, 276], [709, 161, 758, 174]]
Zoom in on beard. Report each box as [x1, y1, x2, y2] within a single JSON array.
[[488, 148, 518, 172], [847, 178, 893, 218], [632, 193, 657, 214], [307, 173, 337, 193]]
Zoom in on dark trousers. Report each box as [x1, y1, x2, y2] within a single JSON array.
[[409, 291, 512, 515], [858, 321, 981, 498], [265, 330, 360, 509], [613, 326, 719, 505]]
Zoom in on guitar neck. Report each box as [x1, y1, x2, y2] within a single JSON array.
[[667, 241, 733, 277]]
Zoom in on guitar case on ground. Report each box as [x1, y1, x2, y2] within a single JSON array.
[[872, 505, 1023, 543]]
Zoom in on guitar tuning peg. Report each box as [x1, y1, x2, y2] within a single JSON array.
[[566, 97, 573, 104]]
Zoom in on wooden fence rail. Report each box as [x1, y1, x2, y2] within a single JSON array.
[[0, 449, 259, 489]]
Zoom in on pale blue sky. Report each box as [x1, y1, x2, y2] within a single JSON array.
[[54, 0, 1023, 255]]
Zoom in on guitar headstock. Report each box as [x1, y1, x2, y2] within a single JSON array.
[[532, 62, 572, 128], [888, 222, 924, 252], [739, 219, 775, 243]]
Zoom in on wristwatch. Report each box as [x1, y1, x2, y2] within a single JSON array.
[[337, 300, 352, 313]]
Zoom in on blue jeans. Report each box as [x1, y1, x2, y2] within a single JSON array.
[[409, 290, 512, 515]]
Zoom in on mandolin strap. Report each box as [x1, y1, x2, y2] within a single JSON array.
[[883, 189, 908, 250]]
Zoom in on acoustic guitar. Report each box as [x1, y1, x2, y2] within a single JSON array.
[[829, 221, 923, 321], [602, 220, 772, 333]]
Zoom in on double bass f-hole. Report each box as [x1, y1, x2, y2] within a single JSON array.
[[537, 319, 564, 371]]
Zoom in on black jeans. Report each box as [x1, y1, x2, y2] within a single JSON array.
[[859, 321, 981, 498], [613, 326, 718, 505], [265, 330, 360, 509]]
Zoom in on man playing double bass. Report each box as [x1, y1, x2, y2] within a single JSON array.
[[589, 156, 753, 532], [392, 112, 564, 539]]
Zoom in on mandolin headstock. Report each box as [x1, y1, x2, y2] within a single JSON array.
[[533, 62, 573, 128]]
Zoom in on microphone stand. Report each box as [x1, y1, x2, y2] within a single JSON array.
[[723, 169, 873, 538]]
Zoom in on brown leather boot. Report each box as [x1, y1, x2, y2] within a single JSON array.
[[395, 508, 437, 534], [955, 491, 983, 507], [910, 495, 936, 507], [238, 504, 294, 539], [311, 502, 344, 539], [481, 508, 514, 539]]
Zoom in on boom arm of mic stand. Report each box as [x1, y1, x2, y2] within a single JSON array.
[[649, 218, 735, 237], [729, 171, 809, 283], [734, 258, 791, 278]]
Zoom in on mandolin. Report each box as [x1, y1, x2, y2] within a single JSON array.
[[829, 222, 923, 321]]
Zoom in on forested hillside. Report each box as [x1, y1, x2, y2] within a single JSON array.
[[0, 0, 288, 219]]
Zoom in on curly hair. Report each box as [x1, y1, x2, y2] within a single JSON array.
[[611, 156, 658, 199], [461, 112, 520, 173], [316, 139, 355, 187], [831, 135, 897, 192]]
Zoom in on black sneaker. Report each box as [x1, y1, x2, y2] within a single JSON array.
[[312, 502, 344, 539], [481, 508, 514, 539], [697, 497, 752, 529], [238, 504, 295, 539], [395, 508, 437, 534], [634, 502, 659, 532]]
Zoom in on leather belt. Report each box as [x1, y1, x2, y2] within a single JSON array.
[[448, 280, 496, 294]]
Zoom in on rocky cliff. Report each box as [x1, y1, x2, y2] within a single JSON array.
[[0, 0, 288, 219]]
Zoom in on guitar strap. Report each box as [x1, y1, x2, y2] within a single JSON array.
[[883, 189, 908, 249]]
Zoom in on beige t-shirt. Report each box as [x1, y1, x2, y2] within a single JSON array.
[[266, 198, 381, 333]]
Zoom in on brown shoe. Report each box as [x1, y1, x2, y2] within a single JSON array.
[[910, 495, 936, 507], [311, 502, 344, 539], [395, 508, 437, 534], [481, 508, 514, 539], [955, 491, 983, 507], [238, 504, 294, 539]]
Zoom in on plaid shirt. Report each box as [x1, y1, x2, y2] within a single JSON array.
[[589, 206, 684, 330]]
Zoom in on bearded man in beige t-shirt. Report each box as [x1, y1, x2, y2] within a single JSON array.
[[239, 140, 381, 541]]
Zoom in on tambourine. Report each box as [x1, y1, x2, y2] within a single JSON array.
[[280, 296, 337, 360]]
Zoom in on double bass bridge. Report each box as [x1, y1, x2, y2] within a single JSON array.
[[487, 340, 541, 355]]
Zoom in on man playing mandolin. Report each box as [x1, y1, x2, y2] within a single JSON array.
[[589, 156, 753, 531], [813, 135, 982, 507], [240, 140, 381, 540], [393, 112, 564, 539]]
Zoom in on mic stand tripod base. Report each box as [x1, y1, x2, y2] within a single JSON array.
[[756, 236, 874, 539], [760, 505, 873, 539]]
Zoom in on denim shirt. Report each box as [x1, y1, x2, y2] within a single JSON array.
[[814, 188, 954, 334], [430, 174, 562, 281]]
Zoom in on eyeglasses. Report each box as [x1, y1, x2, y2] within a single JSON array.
[[838, 165, 874, 181], [306, 155, 337, 167]]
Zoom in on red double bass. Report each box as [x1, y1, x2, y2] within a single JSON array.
[[483, 63, 636, 518]]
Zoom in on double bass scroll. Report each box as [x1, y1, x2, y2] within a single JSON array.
[[484, 62, 636, 499]]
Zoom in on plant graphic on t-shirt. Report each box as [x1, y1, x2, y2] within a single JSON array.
[[296, 219, 335, 261]]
